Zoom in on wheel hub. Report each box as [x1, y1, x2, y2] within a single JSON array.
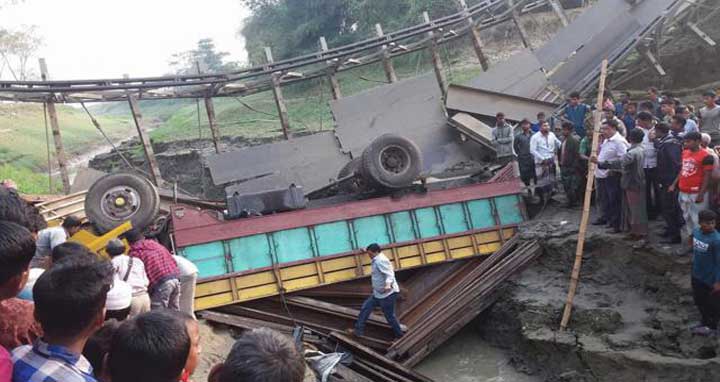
[[380, 145, 410, 174], [101, 186, 141, 221]]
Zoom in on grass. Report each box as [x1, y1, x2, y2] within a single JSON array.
[[0, 164, 63, 194]]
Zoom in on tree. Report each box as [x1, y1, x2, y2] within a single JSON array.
[[169, 38, 240, 75], [238, 0, 460, 64], [0, 25, 42, 81]]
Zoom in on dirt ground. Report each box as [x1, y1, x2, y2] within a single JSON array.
[[475, 202, 720, 381], [194, 321, 237, 382]]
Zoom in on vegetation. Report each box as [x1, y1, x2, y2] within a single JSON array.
[[240, 0, 463, 64]]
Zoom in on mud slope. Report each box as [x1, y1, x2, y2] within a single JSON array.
[[476, 205, 720, 382]]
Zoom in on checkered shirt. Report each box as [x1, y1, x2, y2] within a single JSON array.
[[12, 339, 96, 382], [129, 239, 179, 291]]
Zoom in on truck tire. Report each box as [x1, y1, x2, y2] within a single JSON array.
[[337, 158, 365, 193], [361, 134, 422, 189], [85, 173, 160, 233]]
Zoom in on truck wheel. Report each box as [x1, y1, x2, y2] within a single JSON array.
[[361, 134, 422, 189], [85, 173, 160, 233], [337, 158, 366, 193]]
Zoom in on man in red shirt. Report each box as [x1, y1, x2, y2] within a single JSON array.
[[670, 132, 714, 252], [124, 228, 180, 310]]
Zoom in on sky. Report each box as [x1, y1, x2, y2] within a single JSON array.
[[0, 0, 250, 80]]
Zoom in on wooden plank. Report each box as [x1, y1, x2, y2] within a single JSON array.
[[375, 24, 398, 83], [547, 0, 569, 27], [264, 47, 290, 139], [38, 58, 71, 194]]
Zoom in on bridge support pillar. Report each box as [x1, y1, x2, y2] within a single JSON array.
[[204, 97, 221, 153], [375, 24, 398, 83], [264, 47, 291, 140], [320, 37, 342, 100], [125, 77, 163, 186], [458, 0, 489, 71], [509, 0, 532, 49], [423, 12, 448, 99], [38, 58, 71, 194]]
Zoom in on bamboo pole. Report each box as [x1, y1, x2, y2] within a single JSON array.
[[560, 59, 609, 331]]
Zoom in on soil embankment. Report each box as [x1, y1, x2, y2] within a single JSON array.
[[475, 205, 720, 381]]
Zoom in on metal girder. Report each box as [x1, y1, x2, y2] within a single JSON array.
[[687, 22, 717, 46]]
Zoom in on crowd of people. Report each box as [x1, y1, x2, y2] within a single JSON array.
[[497, 87, 720, 336], [0, 185, 309, 382]]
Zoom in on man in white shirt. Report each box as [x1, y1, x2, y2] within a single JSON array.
[[352, 243, 403, 339], [31, 216, 83, 268], [174, 255, 199, 319], [107, 239, 150, 318], [591, 120, 628, 233], [529, 121, 562, 204]]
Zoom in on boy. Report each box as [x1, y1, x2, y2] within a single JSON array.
[[82, 320, 120, 382], [654, 123, 683, 244], [621, 101, 637, 133], [0, 190, 45, 352], [12, 256, 114, 382], [669, 132, 713, 251], [562, 91, 591, 137], [108, 310, 200, 382], [124, 229, 180, 310], [32, 216, 83, 269], [531, 112, 551, 133], [689, 210, 720, 336], [107, 239, 150, 317], [0, 222, 37, 382], [208, 328, 305, 382]]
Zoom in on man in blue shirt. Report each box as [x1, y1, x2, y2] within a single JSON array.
[[690, 210, 720, 336], [561, 92, 591, 137], [621, 102, 637, 133], [352, 243, 403, 339]]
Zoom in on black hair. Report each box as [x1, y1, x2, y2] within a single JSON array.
[[703, 90, 717, 98], [366, 243, 381, 253], [106, 239, 126, 257], [106, 307, 131, 322], [699, 210, 717, 223], [627, 101, 638, 108], [51, 241, 96, 265], [639, 101, 655, 111], [654, 123, 670, 134], [561, 121, 574, 131], [123, 228, 144, 244], [672, 115, 687, 128], [83, 319, 121, 378], [496, 112, 505, 118], [520, 118, 531, 125], [33, 255, 113, 338], [660, 98, 675, 106], [569, 91, 580, 99], [648, 86, 658, 94], [685, 131, 702, 142], [603, 119, 619, 129], [62, 216, 83, 230], [219, 328, 305, 382], [108, 310, 191, 382], [0, 221, 36, 285], [536, 112, 545, 117], [627, 129, 645, 144], [0, 187, 47, 233], [637, 111, 654, 121]]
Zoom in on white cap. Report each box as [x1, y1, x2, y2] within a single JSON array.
[[106, 278, 132, 311]]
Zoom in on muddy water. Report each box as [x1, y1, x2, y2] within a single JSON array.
[[415, 324, 538, 382]]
